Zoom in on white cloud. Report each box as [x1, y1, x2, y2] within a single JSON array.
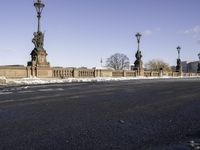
[[182, 26, 200, 44], [183, 25, 200, 34], [142, 28, 161, 37], [143, 30, 153, 36]]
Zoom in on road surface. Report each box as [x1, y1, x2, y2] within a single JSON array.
[[0, 79, 200, 150]]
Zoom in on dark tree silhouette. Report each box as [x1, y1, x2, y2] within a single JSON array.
[[106, 53, 130, 70]]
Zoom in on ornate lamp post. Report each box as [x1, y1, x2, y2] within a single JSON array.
[[34, 0, 45, 33], [100, 58, 103, 67], [197, 53, 200, 73], [28, 0, 49, 71], [133, 33, 143, 72], [176, 46, 182, 72], [136, 33, 142, 51], [177, 46, 181, 59]]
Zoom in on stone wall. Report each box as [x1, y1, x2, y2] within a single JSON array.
[[53, 68, 139, 78], [36, 67, 53, 78], [0, 66, 28, 78], [1, 66, 200, 79], [53, 68, 114, 78]]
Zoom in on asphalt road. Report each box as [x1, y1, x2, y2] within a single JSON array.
[[0, 79, 200, 150]]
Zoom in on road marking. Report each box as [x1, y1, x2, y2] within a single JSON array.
[[18, 90, 34, 94], [38, 88, 64, 92], [0, 92, 13, 95], [69, 95, 82, 99], [0, 99, 14, 104], [56, 88, 64, 91], [38, 89, 54, 92]]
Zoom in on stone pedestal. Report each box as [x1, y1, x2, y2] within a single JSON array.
[[132, 49, 143, 76], [27, 31, 51, 77], [133, 60, 143, 70], [176, 58, 182, 73], [197, 62, 200, 73], [133, 60, 143, 76], [28, 48, 50, 68]]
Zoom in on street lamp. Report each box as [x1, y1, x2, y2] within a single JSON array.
[[198, 53, 200, 61], [135, 33, 142, 51], [176, 46, 182, 73], [197, 53, 200, 73], [28, 0, 49, 69], [177, 46, 181, 59], [133, 32, 143, 72], [34, 0, 45, 33], [100, 58, 103, 67]]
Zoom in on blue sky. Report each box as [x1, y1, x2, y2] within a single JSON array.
[[0, 0, 200, 68]]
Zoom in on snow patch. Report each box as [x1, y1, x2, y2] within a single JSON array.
[[0, 76, 6, 80], [4, 76, 199, 86]]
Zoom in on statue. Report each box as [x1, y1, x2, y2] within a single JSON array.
[[32, 32, 37, 48], [176, 58, 181, 72], [32, 32, 44, 49], [135, 50, 142, 60]]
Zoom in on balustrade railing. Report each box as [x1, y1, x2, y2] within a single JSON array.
[[112, 71, 124, 77], [151, 72, 159, 77], [53, 67, 200, 79], [78, 69, 95, 78], [144, 71, 151, 77], [126, 71, 136, 77], [53, 69, 73, 78]]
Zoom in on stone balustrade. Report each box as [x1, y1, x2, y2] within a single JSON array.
[[53, 68, 96, 78], [1, 65, 200, 79], [112, 71, 124, 77], [78, 69, 95, 78], [183, 73, 200, 77], [144, 71, 151, 77], [53, 68, 74, 78], [49, 67, 200, 78], [126, 71, 137, 77]]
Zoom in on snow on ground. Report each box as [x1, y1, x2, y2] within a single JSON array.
[[0, 76, 6, 80], [3, 76, 200, 86], [0, 76, 6, 85]]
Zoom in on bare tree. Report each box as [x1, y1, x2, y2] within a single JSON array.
[[106, 53, 130, 70], [145, 59, 171, 72]]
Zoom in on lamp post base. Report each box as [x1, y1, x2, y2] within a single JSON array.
[[197, 63, 200, 73]]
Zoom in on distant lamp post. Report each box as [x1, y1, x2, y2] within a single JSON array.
[[136, 33, 142, 51], [34, 0, 45, 33], [197, 53, 200, 73], [177, 46, 181, 59], [176, 46, 182, 72], [133, 33, 143, 72], [100, 58, 103, 67]]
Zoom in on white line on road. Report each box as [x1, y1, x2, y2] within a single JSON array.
[[38, 89, 54, 92], [18, 91, 34, 94], [0, 92, 13, 95], [38, 88, 64, 92], [0, 99, 14, 104]]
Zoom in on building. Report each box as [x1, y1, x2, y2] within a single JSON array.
[[181, 61, 188, 73], [187, 61, 199, 73]]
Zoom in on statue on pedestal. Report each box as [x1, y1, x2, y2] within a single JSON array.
[[32, 32, 44, 49], [27, 0, 49, 68], [133, 33, 143, 72]]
